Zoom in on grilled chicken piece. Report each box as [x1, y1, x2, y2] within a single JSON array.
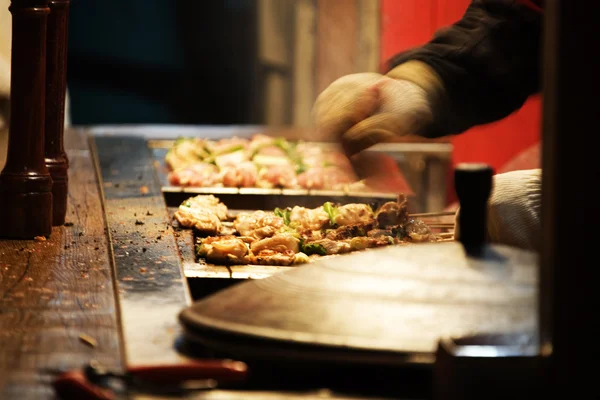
[[196, 236, 250, 264], [348, 236, 393, 251], [174, 207, 222, 235], [325, 223, 374, 241], [375, 194, 409, 227], [297, 229, 325, 242], [250, 250, 297, 266], [233, 211, 284, 239], [181, 195, 228, 220], [367, 228, 394, 238], [334, 204, 374, 226], [250, 233, 300, 254], [289, 206, 330, 231], [405, 219, 432, 242], [308, 239, 352, 255]]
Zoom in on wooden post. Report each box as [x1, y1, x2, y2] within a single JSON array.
[[540, 0, 600, 396], [45, 0, 70, 226], [0, 0, 52, 239]]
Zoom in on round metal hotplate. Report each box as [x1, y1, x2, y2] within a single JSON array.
[[179, 242, 538, 367]]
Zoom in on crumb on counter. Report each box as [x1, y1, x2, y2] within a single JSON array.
[[79, 333, 97, 348]]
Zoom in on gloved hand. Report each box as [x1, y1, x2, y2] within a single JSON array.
[[312, 61, 444, 157], [454, 169, 542, 252]]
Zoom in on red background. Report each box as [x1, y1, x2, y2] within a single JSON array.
[[380, 0, 541, 204]]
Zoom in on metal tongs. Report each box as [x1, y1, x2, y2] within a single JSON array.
[[52, 359, 248, 400]]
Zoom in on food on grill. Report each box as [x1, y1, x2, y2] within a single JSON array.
[[175, 194, 439, 266], [288, 205, 330, 231], [196, 235, 250, 264], [250, 233, 301, 254], [167, 163, 220, 187], [249, 249, 308, 266], [233, 210, 285, 239], [173, 195, 228, 234], [221, 162, 258, 188], [331, 203, 375, 226], [174, 207, 222, 235], [375, 194, 409, 227], [166, 134, 360, 190]]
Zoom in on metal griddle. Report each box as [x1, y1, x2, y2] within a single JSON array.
[[179, 241, 538, 367], [170, 206, 455, 282], [148, 138, 451, 213]]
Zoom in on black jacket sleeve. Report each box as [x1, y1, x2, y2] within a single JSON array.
[[388, 0, 543, 138]]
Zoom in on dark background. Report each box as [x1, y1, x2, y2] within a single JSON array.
[[67, 0, 259, 125]]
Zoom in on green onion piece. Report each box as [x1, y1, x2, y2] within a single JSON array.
[[301, 242, 327, 256]]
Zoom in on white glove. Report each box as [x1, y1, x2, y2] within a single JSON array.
[[312, 61, 443, 157], [455, 169, 542, 252]]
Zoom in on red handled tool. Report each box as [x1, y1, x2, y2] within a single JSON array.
[[52, 359, 248, 400]]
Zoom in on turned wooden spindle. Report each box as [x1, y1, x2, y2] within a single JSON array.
[[0, 0, 53, 239], [45, 0, 70, 226]]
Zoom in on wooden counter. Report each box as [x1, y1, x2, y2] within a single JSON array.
[[0, 128, 394, 400], [0, 128, 123, 398]]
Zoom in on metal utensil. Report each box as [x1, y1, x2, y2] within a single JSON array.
[[52, 359, 248, 400]]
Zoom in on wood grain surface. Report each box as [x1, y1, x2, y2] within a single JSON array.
[[0, 128, 123, 399], [92, 135, 192, 367]]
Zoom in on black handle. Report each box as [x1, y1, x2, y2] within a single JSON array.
[[454, 163, 494, 255]]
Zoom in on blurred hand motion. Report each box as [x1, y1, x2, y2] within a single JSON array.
[[311, 64, 437, 193], [312, 72, 433, 157]]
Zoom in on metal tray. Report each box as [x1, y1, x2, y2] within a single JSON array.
[[170, 206, 455, 283], [148, 138, 450, 212]]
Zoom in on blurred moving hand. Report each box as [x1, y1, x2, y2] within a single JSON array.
[[312, 61, 442, 157], [312, 61, 442, 192]]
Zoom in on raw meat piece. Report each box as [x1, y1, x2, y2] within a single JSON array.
[[256, 164, 298, 188], [221, 161, 258, 187], [167, 163, 221, 187]]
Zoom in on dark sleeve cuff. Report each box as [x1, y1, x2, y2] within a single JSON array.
[[383, 0, 542, 137]]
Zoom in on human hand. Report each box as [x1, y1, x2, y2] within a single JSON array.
[[312, 69, 434, 157], [454, 169, 542, 252], [311, 72, 431, 192]]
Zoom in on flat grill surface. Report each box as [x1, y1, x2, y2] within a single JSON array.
[[170, 206, 455, 280], [179, 242, 538, 365]]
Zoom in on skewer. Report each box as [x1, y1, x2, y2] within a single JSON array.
[[437, 232, 454, 238], [409, 211, 456, 218], [426, 223, 455, 229]]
